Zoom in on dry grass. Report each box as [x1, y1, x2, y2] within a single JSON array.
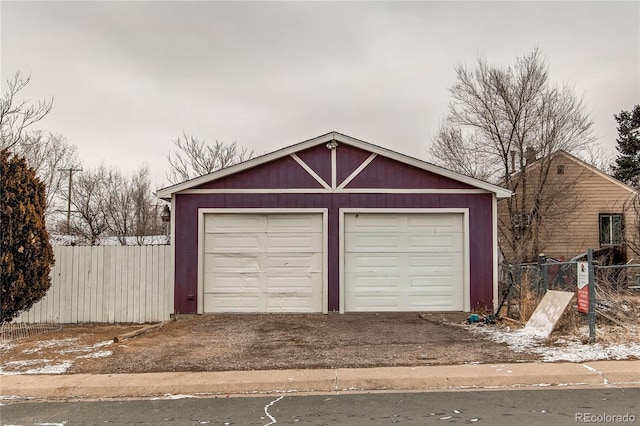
[[518, 270, 540, 322], [500, 267, 541, 322], [502, 264, 640, 344]]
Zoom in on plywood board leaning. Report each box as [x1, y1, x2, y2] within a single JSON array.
[[524, 290, 575, 338]]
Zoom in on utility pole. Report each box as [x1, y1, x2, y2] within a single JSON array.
[[58, 167, 82, 233]]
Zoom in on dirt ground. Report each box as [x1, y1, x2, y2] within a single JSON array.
[[0, 313, 546, 375]]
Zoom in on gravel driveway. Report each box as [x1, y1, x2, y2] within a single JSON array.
[[1, 312, 541, 375]]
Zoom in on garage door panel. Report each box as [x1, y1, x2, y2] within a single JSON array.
[[203, 253, 261, 273], [408, 253, 462, 267], [346, 213, 462, 232], [344, 253, 402, 273], [266, 252, 322, 268], [203, 293, 262, 312], [345, 234, 462, 253], [407, 214, 462, 230], [265, 293, 323, 313], [203, 273, 260, 292], [203, 213, 324, 313], [266, 276, 323, 292], [346, 291, 462, 312], [345, 275, 402, 290], [408, 272, 464, 288], [205, 214, 266, 233], [346, 294, 402, 310], [346, 214, 402, 232], [407, 235, 463, 252], [266, 214, 321, 232], [267, 234, 323, 252], [344, 235, 401, 252], [345, 253, 463, 273], [345, 213, 465, 312], [407, 295, 462, 310], [204, 234, 265, 253]]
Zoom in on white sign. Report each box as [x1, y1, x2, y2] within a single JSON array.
[[577, 262, 588, 289], [576, 261, 589, 313]]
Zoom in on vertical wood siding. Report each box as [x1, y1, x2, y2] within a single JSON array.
[[14, 245, 172, 323]]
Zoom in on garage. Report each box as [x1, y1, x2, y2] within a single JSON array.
[[201, 212, 325, 313], [158, 131, 511, 314], [343, 212, 466, 312]]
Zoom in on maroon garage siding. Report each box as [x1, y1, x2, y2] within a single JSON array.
[[171, 140, 497, 314]]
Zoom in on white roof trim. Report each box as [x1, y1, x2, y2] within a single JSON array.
[[156, 131, 513, 200]]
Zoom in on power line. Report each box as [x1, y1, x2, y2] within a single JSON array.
[[58, 167, 82, 233]]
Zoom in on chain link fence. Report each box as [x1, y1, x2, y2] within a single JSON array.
[[499, 253, 640, 341]]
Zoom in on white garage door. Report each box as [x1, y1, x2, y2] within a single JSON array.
[[202, 213, 324, 313], [344, 213, 464, 312]]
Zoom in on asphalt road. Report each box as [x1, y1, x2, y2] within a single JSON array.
[[1, 388, 639, 426]]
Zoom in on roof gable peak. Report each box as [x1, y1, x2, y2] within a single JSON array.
[[156, 131, 512, 199]]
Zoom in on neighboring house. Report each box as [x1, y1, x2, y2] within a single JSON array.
[[498, 150, 637, 263], [157, 132, 511, 315]]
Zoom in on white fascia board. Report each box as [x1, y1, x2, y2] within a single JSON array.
[[156, 133, 337, 200], [156, 131, 512, 200]]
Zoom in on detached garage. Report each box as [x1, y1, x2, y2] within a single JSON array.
[[157, 132, 511, 314]]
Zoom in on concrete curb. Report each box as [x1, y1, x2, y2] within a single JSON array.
[[1, 361, 639, 401]]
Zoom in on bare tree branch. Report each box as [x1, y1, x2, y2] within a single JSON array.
[[166, 133, 254, 184], [12, 131, 80, 224], [429, 49, 597, 262], [0, 72, 53, 150]]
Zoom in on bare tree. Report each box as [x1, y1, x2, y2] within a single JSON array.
[[101, 167, 130, 245], [129, 166, 164, 243], [0, 72, 53, 150], [0, 73, 80, 227], [103, 165, 163, 245], [63, 165, 109, 245], [12, 131, 80, 224], [429, 49, 597, 262], [167, 133, 254, 184]]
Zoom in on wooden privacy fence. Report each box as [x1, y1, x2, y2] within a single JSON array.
[[14, 245, 172, 324]]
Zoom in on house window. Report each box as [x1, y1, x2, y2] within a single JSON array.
[[557, 165, 565, 175], [599, 214, 624, 246]]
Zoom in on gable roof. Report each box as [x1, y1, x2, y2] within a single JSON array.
[[525, 150, 637, 194], [156, 131, 512, 200]]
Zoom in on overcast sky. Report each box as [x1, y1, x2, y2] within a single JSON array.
[[2, 1, 639, 188]]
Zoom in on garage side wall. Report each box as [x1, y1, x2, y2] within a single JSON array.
[[173, 192, 494, 314]]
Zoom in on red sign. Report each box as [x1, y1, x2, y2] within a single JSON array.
[[577, 262, 589, 313]]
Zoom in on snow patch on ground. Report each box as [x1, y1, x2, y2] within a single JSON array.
[[151, 394, 198, 400], [465, 324, 640, 363], [1, 361, 72, 375], [0, 342, 16, 350], [59, 340, 112, 354], [23, 361, 73, 375], [77, 350, 112, 359], [22, 338, 80, 354], [0, 339, 114, 375]]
